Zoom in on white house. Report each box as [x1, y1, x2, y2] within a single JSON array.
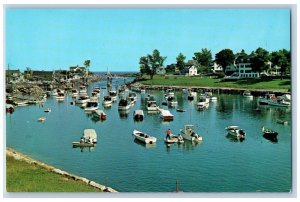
[[211, 62, 223, 73], [224, 62, 259, 80], [186, 65, 198, 76], [156, 66, 166, 75]]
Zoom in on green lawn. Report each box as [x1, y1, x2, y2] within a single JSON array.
[[6, 155, 102, 192], [139, 75, 291, 90]]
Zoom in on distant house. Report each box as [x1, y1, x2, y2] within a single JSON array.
[[70, 65, 86, 73], [156, 66, 166, 75], [211, 62, 223, 73], [6, 69, 24, 83], [183, 65, 198, 76]]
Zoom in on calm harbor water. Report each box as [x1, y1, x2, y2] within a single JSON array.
[[6, 79, 292, 192]]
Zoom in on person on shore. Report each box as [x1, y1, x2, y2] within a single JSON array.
[[166, 129, 171, 140]]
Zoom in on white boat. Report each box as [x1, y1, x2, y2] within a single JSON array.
[[164, 134, 184, 144], [140, 89, 146, 93], [75, 96, 90, 104], [133, 109, 144, 121], [146, 100, 158, 111], [109, 90, 117, 101], [166, 96, 178, 107], [79, 86, 87, 95], [84, 101, 99, 111], [197, 96, 209, 110], [243, 90, 253, 99], [83, 129, 97, 143], [92, 109, 106, 120], [56, 92, 65, 101], [72, 129, 97, 147], [180, 125, 202, 142], [225, 126, 246, 139], [44, 108, 51, 112], [128, 92, 137, 104], [210, 97, 217, 101], [160, 109, 174, 121], [38, 117, 46, 122], [92, 89, 101, 97], [14, 100, 28, 106], [118, 98, 131, 110], [165, 89, 175, 98], [132, 130, 157, 144], [71, 89, 79, 97], [103, 96, 113, 107]]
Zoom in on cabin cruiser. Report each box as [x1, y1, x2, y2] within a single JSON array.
[[146, 100, 158, 111], [75, 95, 90, 104], [72, 129, 97, 147], [180, 125, 202, 142], [103, 96, 113, 107], [79, 86, 87, 96], [56, 92, 65, 101], [225, 126, 246, 140], [109, 90, 117, 101], [166, 96, 178, 107], [128, 92, 137, 103], [132, 130, 157, 144], [84, 101, 99, 111], [71, 89, 79, 98], [118, 98, 131, 110], [197, 96, 209, 110]]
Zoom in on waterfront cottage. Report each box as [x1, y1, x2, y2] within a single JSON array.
[[184, 65, 198, 76], [156, 66, 166, 75]]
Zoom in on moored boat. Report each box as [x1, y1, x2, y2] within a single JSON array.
[[84, 101, 99, 111], [262, 126, 278, 142], [44, 108, 51, 112], [92, 109, 106, 120], [109, 90, 117, 101], [146, 100, 159, 111], [133, 109, 144, 121], [277, 119, 288, 125], [103, 95, 113, 107], [164, 134, 184, 144], [180, 125, 202, 142], [225, 126, 246, 139], [243, 90, 253, 99], [118, 98, 131, 110], [38, 117, 46, 122], [76, 95, 90, 104], [72, 129, 97, 147], [132, 130, 157, 144], [160, 109, 174, 121]]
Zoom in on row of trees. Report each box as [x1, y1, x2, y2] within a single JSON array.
[[139, 47, 291, 78]]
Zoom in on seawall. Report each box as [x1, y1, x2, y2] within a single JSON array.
[[6, 147, 118, 193], [129, 82, 289, 96]]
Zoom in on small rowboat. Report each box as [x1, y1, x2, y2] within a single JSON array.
[[38, 117, 46, 122], [132, 130, 157, 144], [176, 108, 186, 112], [44, 108, 51, 112]]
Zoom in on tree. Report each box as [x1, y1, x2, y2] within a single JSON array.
[[84, 60, 91, 76], [176, 53, 186, 71], [215, 49, 235, 74], [271, 49, 290, 78], [193, 48, 212, 67], [251, 48, 270, 74], [139, 49, 166, 79], [139, 56, 149, 75]]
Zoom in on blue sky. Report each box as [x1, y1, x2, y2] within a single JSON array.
[[5, 8, 290, 72]]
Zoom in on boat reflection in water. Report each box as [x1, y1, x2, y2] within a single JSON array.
[[134, 138, 156, 149], [118, 109, 130, 119], [226, 134, 245, 142]]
